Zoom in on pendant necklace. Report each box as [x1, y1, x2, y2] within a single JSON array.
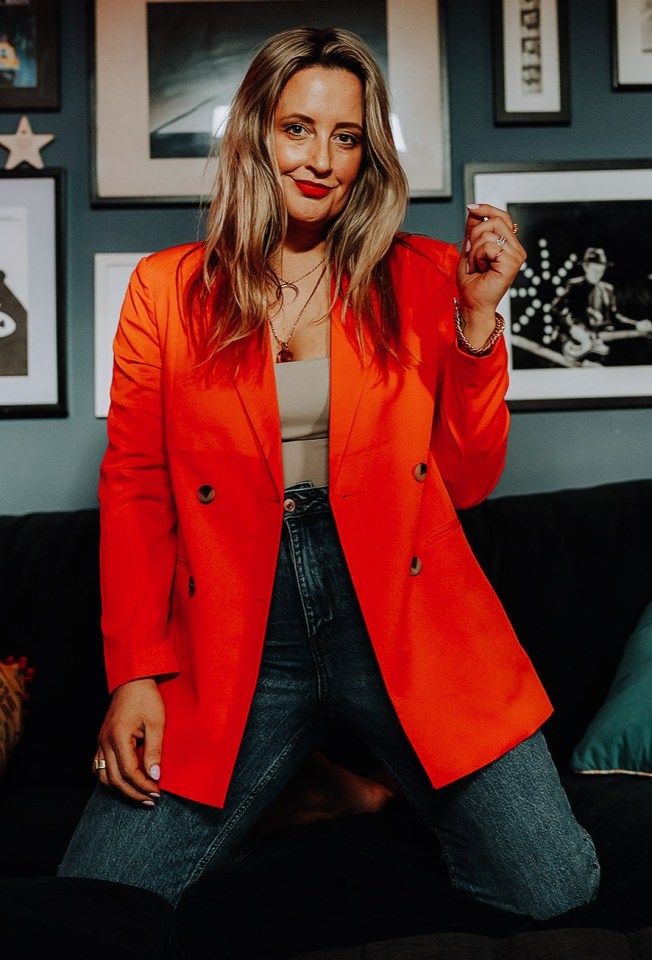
[[268, 263, 327, 362], [269, 256, 326, 301]]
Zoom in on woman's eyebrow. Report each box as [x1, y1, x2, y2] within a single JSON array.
[[277, 112, 363, 131]]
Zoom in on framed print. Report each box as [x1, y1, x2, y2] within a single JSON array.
[[492, 0, 569, 124], [0, 0, 60, 111], [92, 0, 450, 204], [0, 169, 66, 418], [612, 0, 652, 89], [94, 253, 149, 417], [464, 160, 652, 411]]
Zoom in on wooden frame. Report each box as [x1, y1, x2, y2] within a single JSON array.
[[465, 160, 652, 411], [91, 0, 450, 204], [492, 0, 569, 125], [612, 0, 652, 89], [0, 0, 59, 111], [94, 253, 149, 418], [0, 169, 66, 418]]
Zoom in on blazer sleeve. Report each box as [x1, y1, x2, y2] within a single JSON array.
[[98, 254, 181, 692], [422, 240, 510, 510]]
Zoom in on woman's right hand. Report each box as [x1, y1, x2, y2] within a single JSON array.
[[93, 677, 165, 804]]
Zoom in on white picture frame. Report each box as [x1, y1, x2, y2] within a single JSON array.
[[492, 0, 570, 124], [465, 161, 652, 411], [94, 253, 149, 418], [612, 0, 652, 89], [92, 0, 450, 203], [0, 170, 66, 418]]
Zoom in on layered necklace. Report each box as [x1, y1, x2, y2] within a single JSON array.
[[267, 256, 327, 363]]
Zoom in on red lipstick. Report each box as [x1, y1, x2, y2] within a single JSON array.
[[294, 180, 332, 199]]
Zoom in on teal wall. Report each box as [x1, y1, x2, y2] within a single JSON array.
[[1, 0, 651, 515]]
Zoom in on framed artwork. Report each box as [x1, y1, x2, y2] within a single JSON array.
[[0, 169, 66, 418], [612, 0, 652, 89], [492, 0, 569, 125], [0, 0, 60, 111], [94, 253, 149, 417], [465, 160, 652, 411], [92, 0, 450, 204]]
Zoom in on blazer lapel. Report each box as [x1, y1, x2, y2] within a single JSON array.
[[232, 334, 284, 499], [329, 299, 377, 489]]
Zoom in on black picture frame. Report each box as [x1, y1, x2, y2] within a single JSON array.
[[0, 168, 66, 419], [0, 0, 60, 111], [492, 0, 570, 125], [465, 160, 652, 412], [91, 0, 450, 205]]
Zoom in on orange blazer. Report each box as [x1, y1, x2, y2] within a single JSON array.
[[99, 235, 552, 808]]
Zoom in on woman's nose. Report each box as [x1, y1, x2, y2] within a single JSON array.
[[307, 136, 332, 173]]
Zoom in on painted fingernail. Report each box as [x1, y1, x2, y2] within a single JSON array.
[[464, 237, 471, 253], [467, 203, 480, 210], [148, 792, 161, 799], [142, 799, 156, 808], [149, 764, 160, 780]]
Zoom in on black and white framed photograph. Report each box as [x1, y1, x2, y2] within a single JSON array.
[[492, 0, 569, 125], [465, 161, 652, 411], [0, 169, 66, 418], [612, 0, 652, 89], [0, 0, 59, 111], [92, 0, 450, 204], [94, 252, 149, 417]]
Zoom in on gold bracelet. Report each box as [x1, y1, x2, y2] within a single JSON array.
[[454, 298, 505, 356]]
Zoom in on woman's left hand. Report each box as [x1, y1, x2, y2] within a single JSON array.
[[455, 203, 526, 343]]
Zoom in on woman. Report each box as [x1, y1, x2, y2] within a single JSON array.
[[59, 26, 599, 919]]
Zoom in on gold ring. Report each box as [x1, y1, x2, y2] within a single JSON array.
[[93, 757, 107, 771], [512, 223, 519, 236]]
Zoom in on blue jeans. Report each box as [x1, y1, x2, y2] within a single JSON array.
[[59, 484, 599, 916]]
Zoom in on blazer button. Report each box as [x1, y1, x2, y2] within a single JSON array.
[[410, 556, 423, 576], [197, 485, 215, 504], [413, 462, 428, 482]]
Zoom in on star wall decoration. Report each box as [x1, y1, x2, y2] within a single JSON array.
[[0, 115, 55, 170]]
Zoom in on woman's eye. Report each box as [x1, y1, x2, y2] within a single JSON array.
[[336, 133, 360, 147], [286, 123, 306, 136]]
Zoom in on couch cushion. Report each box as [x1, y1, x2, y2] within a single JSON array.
[[290, 926, 652, 959], [0, 785, 94, 878], [458, 480, 652, 770], [570, 599, 652, 775], [0, 877, 174, 957], [0, 510, 108, 789]]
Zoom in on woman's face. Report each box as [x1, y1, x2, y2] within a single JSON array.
[[273, 66, 364, 236]]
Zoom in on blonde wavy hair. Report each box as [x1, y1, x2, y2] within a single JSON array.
[[185, 25, 410, 362]]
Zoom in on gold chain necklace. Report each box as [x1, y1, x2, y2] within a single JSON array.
[[268, 263, 327, 362], [269, 256, 326, 301]]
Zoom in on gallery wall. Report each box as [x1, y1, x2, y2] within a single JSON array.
[[1, 0, 651, 515]]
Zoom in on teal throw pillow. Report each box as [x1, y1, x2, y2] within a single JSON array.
[[571, 599, 652, 775]]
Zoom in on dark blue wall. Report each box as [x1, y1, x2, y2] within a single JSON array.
[[1, 0, 650, 514]]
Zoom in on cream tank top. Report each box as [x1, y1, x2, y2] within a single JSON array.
[[273, 357, 330, 488]]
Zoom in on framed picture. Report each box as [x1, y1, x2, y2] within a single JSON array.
[[0, 0, 60, 111], [612, 0, 652, 89], [465, 160, 652, 411], [492, 0, 569, 125], [92, 0, 450, 204], [94, 253, 149, 417], [0, 169, 66, 418]]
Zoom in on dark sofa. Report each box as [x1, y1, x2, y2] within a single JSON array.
[[1, 479, 652, 958]]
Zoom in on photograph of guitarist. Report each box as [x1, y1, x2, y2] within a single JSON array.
[[550, 246, 652, 364]]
